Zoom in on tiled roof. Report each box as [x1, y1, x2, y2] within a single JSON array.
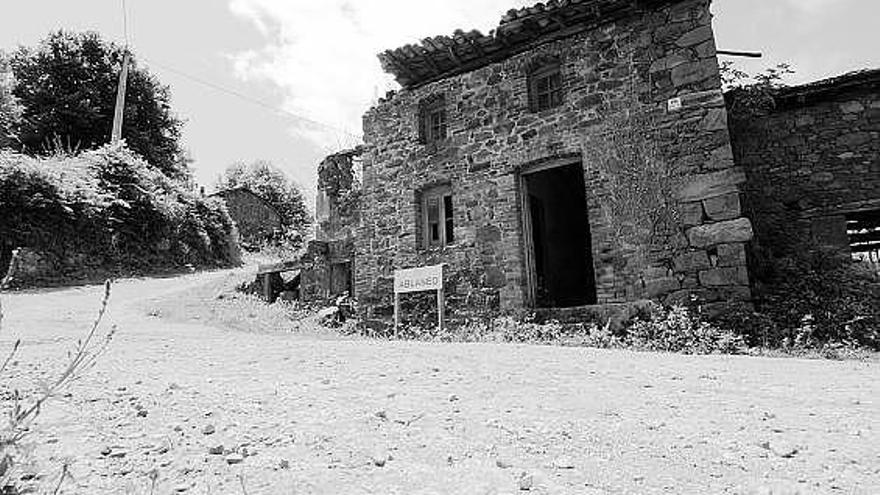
[[378, 0, 683, 89], [775, 68, 880, 101]]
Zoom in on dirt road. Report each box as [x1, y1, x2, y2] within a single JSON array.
[[1, 269, 878, 494]]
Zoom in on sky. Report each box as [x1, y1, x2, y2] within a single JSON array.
[[1, 0, 878, 208]]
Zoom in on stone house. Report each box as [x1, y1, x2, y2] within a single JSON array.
[[354, 0, 755, 319], [211, 187, 283, 244], [729, 69, 880, 268]]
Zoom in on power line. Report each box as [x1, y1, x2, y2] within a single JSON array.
[[141, 57, 362, 141], [115, 1, 360, 144]]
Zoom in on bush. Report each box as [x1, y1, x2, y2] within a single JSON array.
[[0, 144, 241, 283], [624, 304, 747, 355], [369, 303, 744, 356], [751, 250, 880, 350], [0, 149, 107, 257]]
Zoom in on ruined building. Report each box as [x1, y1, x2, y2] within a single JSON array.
[[729, 69, 880, 267], [352, 0, 754, 318], [296, 150, 361, 302]]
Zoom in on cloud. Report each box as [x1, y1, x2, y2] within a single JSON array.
[[227, 0, 533, 150], [781, 0, 841, 14]]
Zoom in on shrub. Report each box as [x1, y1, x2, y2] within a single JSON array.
[[625, 304, 748, 355], [751, 250, 880, 350], [0, 144, 241, 283], [0, 150, 108, 259]]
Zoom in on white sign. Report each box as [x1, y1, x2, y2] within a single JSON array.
[[394, 264, 443, 293], [667, 97, 683, 112]]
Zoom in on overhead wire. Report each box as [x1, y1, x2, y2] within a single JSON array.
[[117, 0, 362, 144], [141, 57, 362, 141]]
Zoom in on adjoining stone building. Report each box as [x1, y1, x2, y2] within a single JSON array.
[[728, 69, 880, 268], [354, 0, 755, 319]]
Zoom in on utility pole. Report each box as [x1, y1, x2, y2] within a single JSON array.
[[111, 51, 130, 144]]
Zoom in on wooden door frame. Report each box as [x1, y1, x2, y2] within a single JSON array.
[[518, 156, 584, 308]]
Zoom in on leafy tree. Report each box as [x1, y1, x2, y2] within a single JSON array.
[[217, 160, 312, 249], [9, 31, 186, 177], [0, 51, 22, 148], [721, 62, 795, 119]]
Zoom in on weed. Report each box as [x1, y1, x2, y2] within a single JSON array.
[[0, 279, 116, 493]]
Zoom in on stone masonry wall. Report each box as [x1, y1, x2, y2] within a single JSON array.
[[729, 84, 880, 257], [358, 0, 754, 318]]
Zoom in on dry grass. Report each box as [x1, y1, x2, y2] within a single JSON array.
[[0, 273, 116, 493]]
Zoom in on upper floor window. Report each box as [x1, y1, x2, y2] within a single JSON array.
[[528, 64, 563, 112], [421, 185, 454, 248], [418, 94, 447, 144]]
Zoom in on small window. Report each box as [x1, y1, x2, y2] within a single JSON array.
[[529, 65, 563, 112], [419, 94, 447, 144], [422, 185, 454, 248]]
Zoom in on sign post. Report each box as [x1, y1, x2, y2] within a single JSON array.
[[393, 264, 444, 336]]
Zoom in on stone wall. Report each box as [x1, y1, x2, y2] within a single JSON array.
[[316, 150, 361, 243], [729, 76, 880, 258], [297, 150, 360, 303], [358, 0, 754, 318], [3, 248, 176, 289]]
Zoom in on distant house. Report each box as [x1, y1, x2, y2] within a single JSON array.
[[211, 187, 283, 244]]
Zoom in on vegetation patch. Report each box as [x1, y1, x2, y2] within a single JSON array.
[[0, 145, 241, 287]]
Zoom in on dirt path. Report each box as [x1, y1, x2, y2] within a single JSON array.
[[1, 270, 878, 494]]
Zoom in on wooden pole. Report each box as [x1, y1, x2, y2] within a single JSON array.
[[717, 50, 762, 58], [437, 263, 445, 332], [437, 288, 445, 332], [394, 293, 400, 339], [111, 51, 131, 144], [261, 274, 272, 303]]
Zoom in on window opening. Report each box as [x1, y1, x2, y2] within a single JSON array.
[[419, 95, 447, 144], [530, 65, 563, 111], [422, 186, 453, 248], [847, 210, 880, 271]]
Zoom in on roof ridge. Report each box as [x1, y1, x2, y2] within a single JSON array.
[[379, 0, 686, 89]]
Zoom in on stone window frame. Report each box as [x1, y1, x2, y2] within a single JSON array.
[[527, 58, 564, 112], [418, 94, 448, 145], [418, 184, 455, 250]]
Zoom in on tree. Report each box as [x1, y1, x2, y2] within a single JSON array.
[[217, 160, 312, 249], [721, 62, 795, 120], [0, 51, 22, 149], [9, 31, 186, 177]]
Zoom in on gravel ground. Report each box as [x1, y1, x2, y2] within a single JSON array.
[[1, 269, 878, 494]]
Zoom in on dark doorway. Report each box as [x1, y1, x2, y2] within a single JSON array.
[[522, 161, 597, 307], [330, 261, 353, 296]]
